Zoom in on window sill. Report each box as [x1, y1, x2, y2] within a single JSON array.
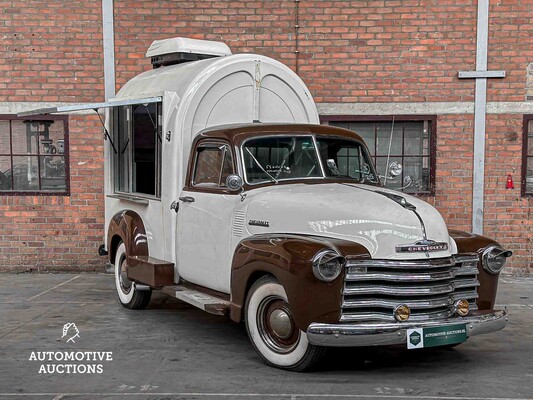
[[107, 194, 153, 205]]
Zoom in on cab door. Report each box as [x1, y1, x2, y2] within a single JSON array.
[[176, 141, 238, 293]]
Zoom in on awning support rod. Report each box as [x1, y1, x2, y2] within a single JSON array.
[[94, 109, 117, 154]]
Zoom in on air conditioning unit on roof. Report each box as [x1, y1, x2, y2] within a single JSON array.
[[146, 37, 232, 68]]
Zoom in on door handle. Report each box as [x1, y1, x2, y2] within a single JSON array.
[[179, 196, 195, 203]]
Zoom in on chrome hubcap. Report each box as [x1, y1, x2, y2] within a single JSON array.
[[119, 257, 132, 294], [269, 309, 292, 339], [257, 296, 299, 354]]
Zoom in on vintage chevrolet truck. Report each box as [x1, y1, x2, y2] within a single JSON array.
[[20, 37, 511, 371]]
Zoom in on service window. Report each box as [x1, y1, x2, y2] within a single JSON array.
[[0, 115, 68, 194], [192, 143, 234, 188], [112, 102, 162, 197]]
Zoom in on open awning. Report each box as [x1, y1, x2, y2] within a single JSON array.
[[17, 96, 162, 117]]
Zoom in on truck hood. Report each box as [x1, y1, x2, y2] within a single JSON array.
[[243, 183, 457, 260]]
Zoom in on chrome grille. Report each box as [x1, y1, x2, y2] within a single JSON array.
[[341, 255, 479, 323]]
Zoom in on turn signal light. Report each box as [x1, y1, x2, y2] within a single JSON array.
[[454, 299, 470, 317], [393, 304, 410, 322]]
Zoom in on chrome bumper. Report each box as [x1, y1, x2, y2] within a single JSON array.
[[306, 310, 508, 347]]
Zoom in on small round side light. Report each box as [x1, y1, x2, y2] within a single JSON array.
[[454, 299, 470, 317], [394, 304, 410, 322]]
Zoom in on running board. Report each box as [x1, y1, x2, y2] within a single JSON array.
[[162, 285, 229, 316]]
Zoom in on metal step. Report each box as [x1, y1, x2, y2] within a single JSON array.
[[162, 285, 229, 316]]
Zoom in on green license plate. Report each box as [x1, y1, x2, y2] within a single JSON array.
[[407, 324, 467, 349]]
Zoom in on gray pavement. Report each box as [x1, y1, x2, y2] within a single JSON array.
[[0, 273, 532, 400]]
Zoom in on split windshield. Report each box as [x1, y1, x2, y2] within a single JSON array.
[[242, 135, 379, 185]]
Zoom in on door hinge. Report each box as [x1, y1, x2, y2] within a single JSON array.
[[170, 201, 179, 213]]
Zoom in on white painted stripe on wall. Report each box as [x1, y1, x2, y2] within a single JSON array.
[[318, 101, 533, 115], [2, 101, 532, 117]]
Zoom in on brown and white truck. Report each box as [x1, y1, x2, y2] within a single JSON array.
[[20, 37, 511, 371]]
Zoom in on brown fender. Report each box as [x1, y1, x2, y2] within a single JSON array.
[[229, 234, 370, 331], [107, 210, 149, 264], [449, 229, 503, 310]]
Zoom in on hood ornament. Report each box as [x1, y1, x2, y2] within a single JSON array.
[[396, 239, 448, 253]]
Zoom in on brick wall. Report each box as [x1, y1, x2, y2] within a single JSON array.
[[0, 0, 532, 272]]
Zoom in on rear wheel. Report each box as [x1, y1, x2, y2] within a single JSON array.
[[114, 242, 151, 309], [244, 275, 326, 371]]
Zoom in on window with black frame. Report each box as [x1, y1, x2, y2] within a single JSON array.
[[0, 116, 68, 194], [522, 115, 533, 196], [325, 117, 435, 195], [113, 102, 162, 197]]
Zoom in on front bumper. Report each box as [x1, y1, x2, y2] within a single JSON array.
[[306, 309, 507, 347]]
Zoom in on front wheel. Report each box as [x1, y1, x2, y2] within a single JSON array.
[[244, 275, 326, 371], [114, 242, 152, 309]]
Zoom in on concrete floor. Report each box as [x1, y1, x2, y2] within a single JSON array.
[[0, 273, 532, 400]]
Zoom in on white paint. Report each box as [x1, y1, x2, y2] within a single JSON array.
[[103, 49, 319, 278], [318, 101, 533, 115], [176, 191, 237, 291], [101, 0, 116, 100], [146, 37, 231, 58], [242, 183, 456, 261], [26, 275, 80, 301]]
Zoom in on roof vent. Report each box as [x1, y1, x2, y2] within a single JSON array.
[[146, 37, 232, 68]]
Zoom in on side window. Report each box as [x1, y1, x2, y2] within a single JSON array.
[[193, 143, 234, 188], [112, 102, 162, 197]]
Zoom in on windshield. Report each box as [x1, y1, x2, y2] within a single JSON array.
[[242, 135, 379, 185], [316, 136, 379, 184]]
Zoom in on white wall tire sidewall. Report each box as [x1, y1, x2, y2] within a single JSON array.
[[247, 281, 309, 368], [114, 242, 135, 304]]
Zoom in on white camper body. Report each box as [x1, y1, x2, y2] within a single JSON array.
[[102, 45, 319, 284]]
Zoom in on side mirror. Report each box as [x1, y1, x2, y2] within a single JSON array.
[[388, 161, 403, 177], [226, 174, 244, 191]]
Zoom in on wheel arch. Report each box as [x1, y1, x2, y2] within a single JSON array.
[[107, 210, 149, 264], [229, 234, 370, 331], [449, 229, 505, 310]]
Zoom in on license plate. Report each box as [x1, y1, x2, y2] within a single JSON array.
[[407, 324, 467, 349]]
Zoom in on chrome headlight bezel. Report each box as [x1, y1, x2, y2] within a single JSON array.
[[312, 249, 345, 282], [482, 245, 512, 275]]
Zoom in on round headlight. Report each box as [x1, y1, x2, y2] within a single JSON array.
[[312, 249, 345, 282], [482, 245, 512, 275]]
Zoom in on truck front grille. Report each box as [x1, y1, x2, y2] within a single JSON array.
[[341, 254, 480, 323]]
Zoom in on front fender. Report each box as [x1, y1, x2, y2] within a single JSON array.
[[107, 210, 149, 263], [229, 234, 370, 331], [449, 230, 503, 310]]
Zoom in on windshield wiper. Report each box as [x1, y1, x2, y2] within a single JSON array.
[[245, 148, 278, 184], [274, 138, 296, 179]]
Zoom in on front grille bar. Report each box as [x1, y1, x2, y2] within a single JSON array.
[[341, 254, 480, 324]]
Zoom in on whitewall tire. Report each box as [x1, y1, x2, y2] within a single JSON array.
[[244, 275, 326, 371], [114, 242, 151, 309]]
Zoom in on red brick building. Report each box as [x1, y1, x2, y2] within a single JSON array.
[[1, 0, 532, 273]]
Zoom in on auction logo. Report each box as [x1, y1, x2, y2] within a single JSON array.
[[62, 323, 80, 343], [28, 323, 113, 374]]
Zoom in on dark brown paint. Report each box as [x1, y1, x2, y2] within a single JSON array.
[[448, 229, 502, 310], [229, 234, 370, 331], [127, 255, 174, 287], [107, 209, 149, 264]]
